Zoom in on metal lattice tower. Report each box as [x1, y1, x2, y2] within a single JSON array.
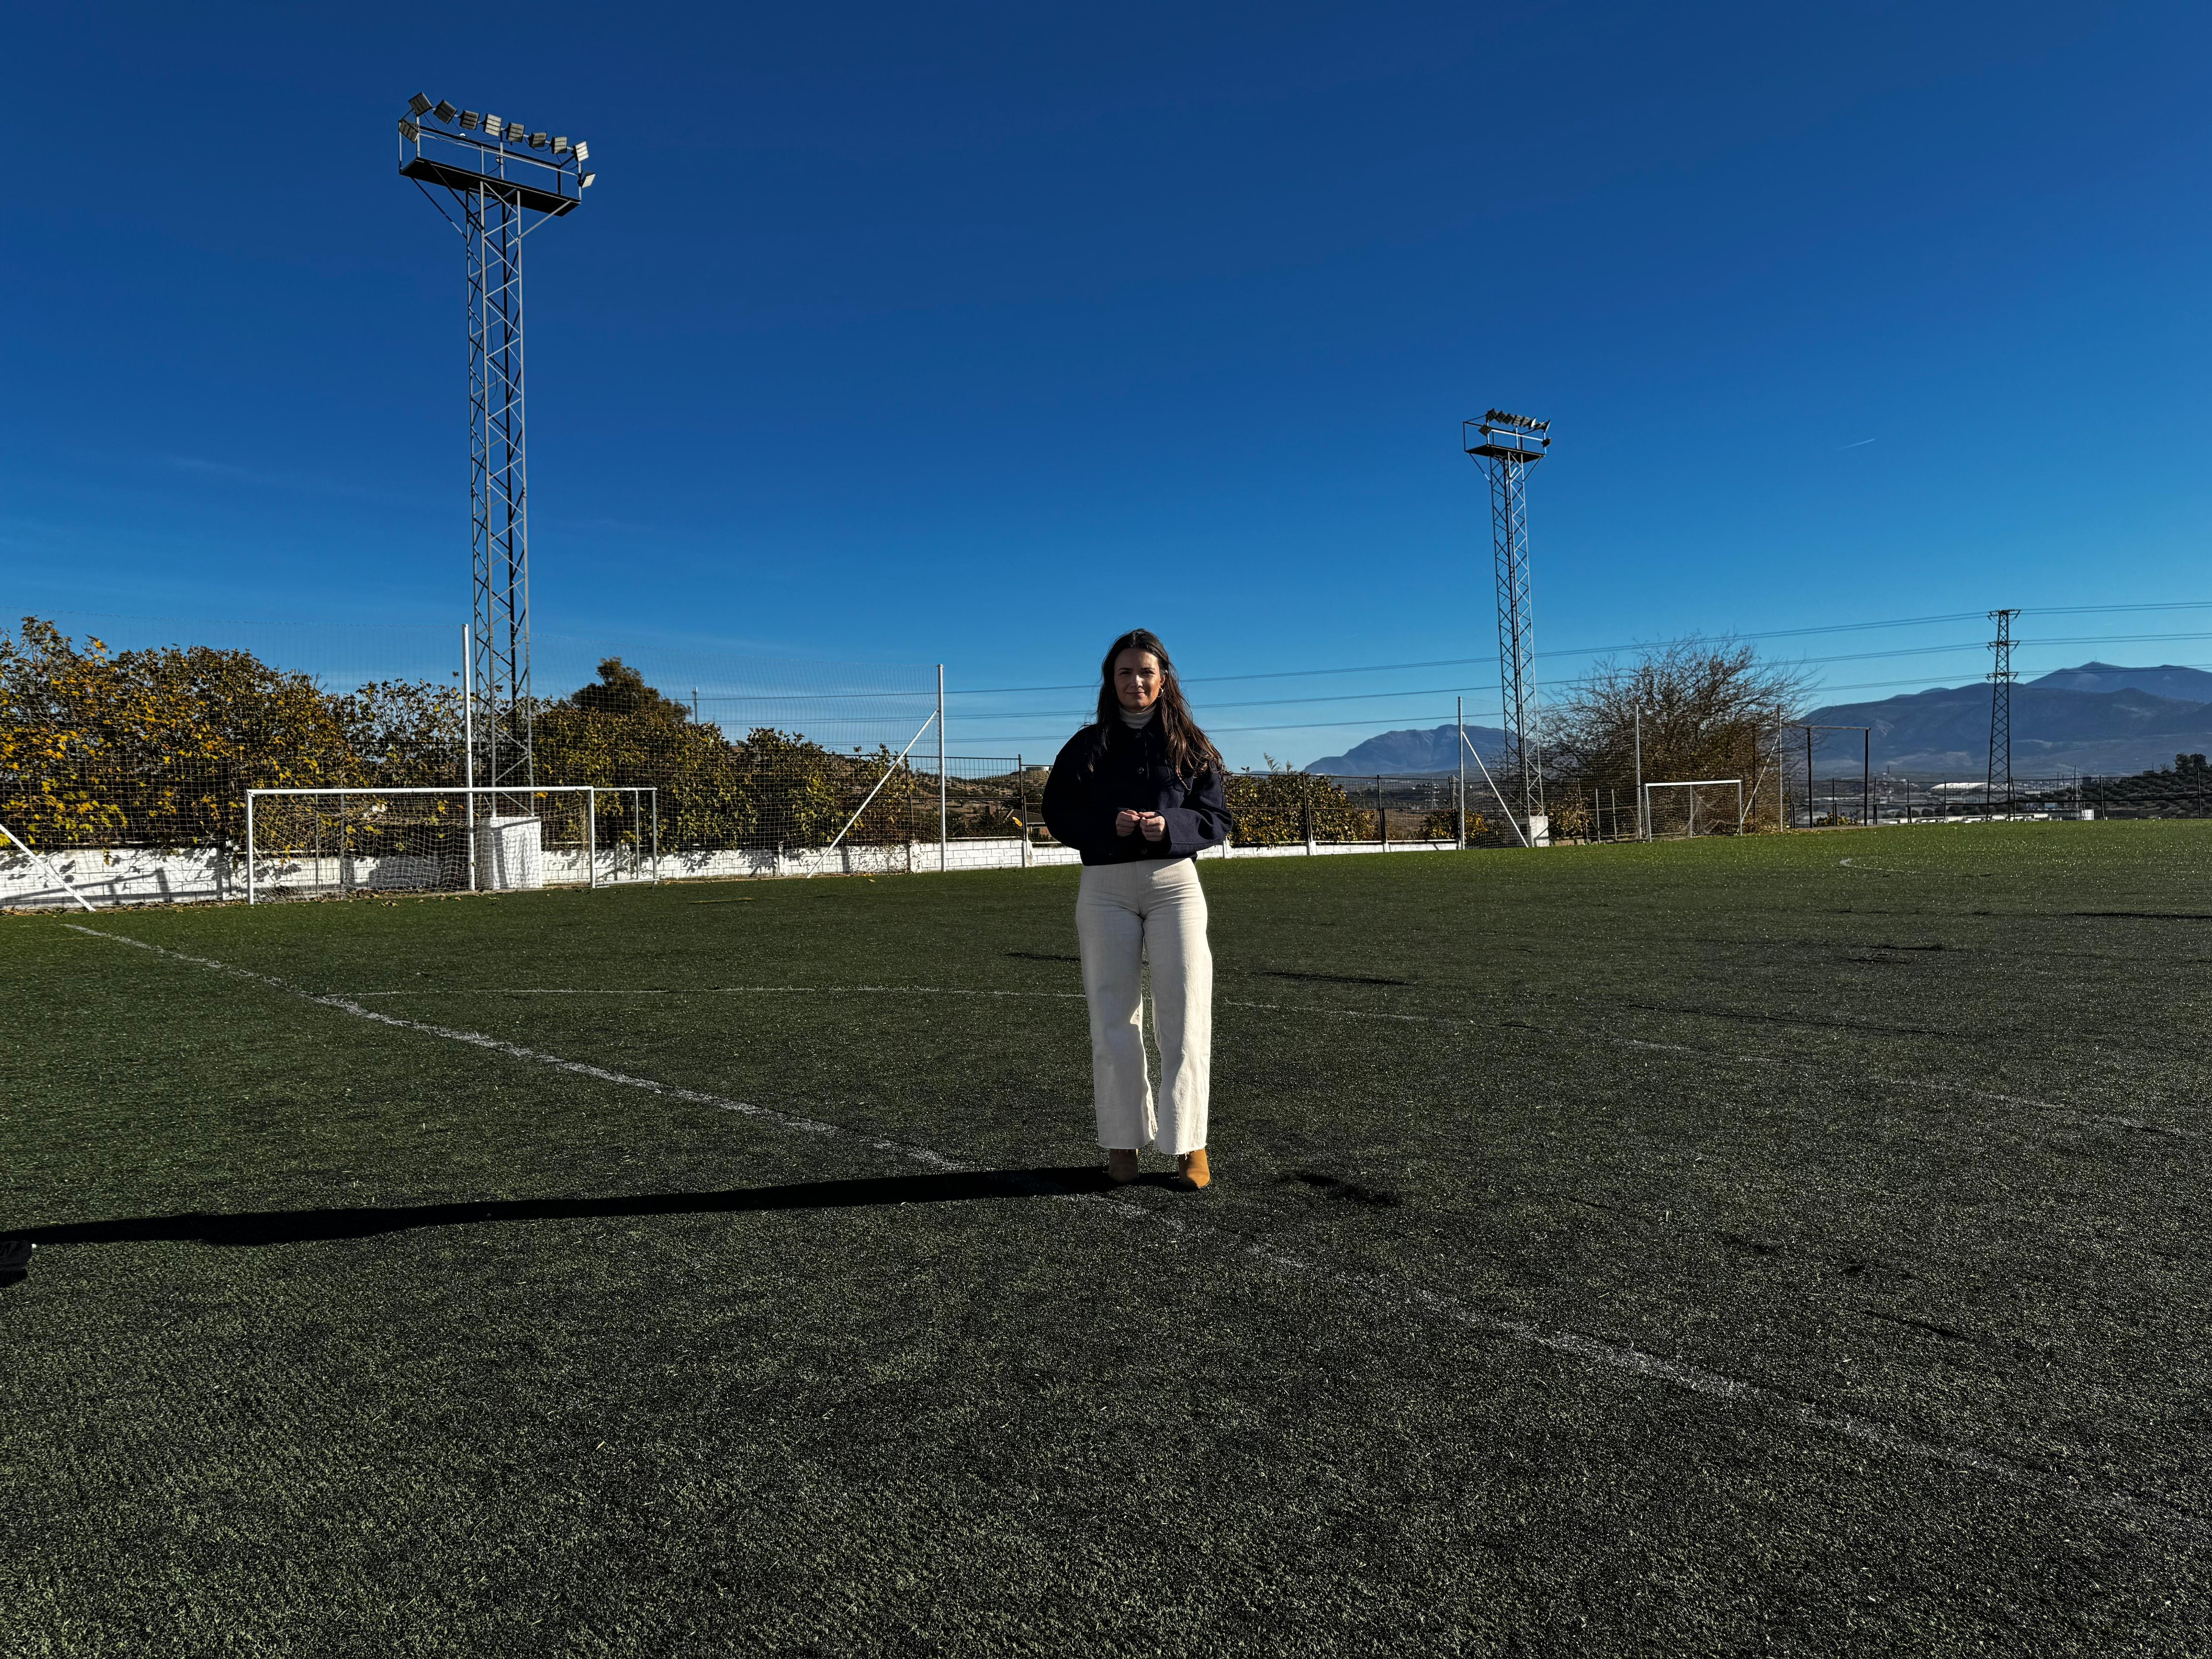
[[1464, 410, 1552, 820], [1987, 607, 2020, 816], [396, 94, 596, 806]]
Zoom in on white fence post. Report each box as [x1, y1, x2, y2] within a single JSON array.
[[464, 624, 477, 890], [937, 664, 947, 873]]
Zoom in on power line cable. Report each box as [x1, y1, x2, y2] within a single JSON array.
[[950, 604, 2212, 696], [952, 659, 2212, 748], [949, 633, 2212, 723]]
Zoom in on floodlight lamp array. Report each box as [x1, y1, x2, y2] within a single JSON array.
[[1463, 408, 1554, 461], [400, 92, 591, 173]]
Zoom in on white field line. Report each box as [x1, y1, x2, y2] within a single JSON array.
[[344, 985, 1090, 1001], [1861, 1073, 2206, 1141], [61, 927, 966, 1174], [61, 922, 2205, 1539]]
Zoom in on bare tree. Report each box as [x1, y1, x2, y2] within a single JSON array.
[[1548, 640, 1813, 832]]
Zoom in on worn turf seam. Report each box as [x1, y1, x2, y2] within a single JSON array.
[[330, 981, 2204, 1140], [61, 921, 2208, 1541]]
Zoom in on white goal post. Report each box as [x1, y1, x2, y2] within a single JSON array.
[[1640, 778, 1745, 839], [246, 786, 657, 904]]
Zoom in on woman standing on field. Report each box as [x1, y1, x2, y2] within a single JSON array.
[[1042, 630, 1233, 1190]]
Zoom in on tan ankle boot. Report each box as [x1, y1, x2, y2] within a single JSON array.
[[1106, 1148, 1140, 1184], [1173, 1148, 1210, 1191]]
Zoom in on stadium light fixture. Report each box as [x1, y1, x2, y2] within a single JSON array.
[[396, 91, 599, 812], [1463, 401, 1554, 830], [574, 141, 588, 161]]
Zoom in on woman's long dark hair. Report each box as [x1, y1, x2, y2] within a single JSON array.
[[1092, 628, 1222, 780]]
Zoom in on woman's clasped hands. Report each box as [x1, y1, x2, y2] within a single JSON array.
[[1115, 809, 1168, 842]]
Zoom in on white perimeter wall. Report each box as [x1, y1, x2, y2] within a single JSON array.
[[2, 845, 244, 910], [0, 835, 1468, 910]]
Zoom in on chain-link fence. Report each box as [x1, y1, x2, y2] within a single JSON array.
[[0, 615, 986, 902], [1226, 769, 1516, 848], [1786, 767, 2212, 825], [1279, 766, 1761, 845], [244, 785, 662, 901], [8, 614, 2204, 906]]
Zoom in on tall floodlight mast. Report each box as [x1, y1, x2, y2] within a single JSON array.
[[396, 94, 596, 808], [1987, 607, 2020, 819], [1464, 410, 1552, 825]]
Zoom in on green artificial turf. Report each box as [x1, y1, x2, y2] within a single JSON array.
[[3, 822, 2209, 1655]]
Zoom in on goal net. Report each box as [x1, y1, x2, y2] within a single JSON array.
[[246, 787, 657, 902], [1641, 778, 1745, 840]]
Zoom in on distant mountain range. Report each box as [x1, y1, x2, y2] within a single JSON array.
[[2023, 662, 2212, 701], [1802, 662, 2212, 776], [1308, 722, 1511, 775], [1304, 664, 2212, 779]]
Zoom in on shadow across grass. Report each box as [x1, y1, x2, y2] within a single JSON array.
[[11, 1166, 1121, 1255], [2071, 910, 2212, 920], [1282, 1171, 1403, 1207], [1249, 968, 1411, 987]]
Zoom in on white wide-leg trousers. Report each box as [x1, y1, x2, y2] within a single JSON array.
[[1075, 858, 1213, 1155]]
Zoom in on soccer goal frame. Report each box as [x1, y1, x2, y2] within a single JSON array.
[[1640, 778, 1745, 840], [245, 785, 658, 904]]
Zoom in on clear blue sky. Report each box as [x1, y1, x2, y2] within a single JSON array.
[[7, 3, 2208, 767]]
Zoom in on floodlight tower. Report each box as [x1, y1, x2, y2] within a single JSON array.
[[1987, 607, 2020, 818], [396, 93, 596, 807], [1464, 410, 1553, 822]]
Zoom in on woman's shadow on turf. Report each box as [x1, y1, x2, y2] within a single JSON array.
[[5, 1166, 1174, 1258]]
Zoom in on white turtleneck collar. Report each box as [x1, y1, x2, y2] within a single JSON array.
[[1118, 703, 1158, 730]]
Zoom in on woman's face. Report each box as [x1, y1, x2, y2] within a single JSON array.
[[1113, 648, 1164, 712]]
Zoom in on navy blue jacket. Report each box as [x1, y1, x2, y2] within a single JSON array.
[[1042, 719, 1234, 865]]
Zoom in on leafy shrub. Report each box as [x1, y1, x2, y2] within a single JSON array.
[[1421, 807, 1490, 841], [1224, 761, 1374, 845], [0, 630, 953, 855], [2, 618, 368, 849]]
